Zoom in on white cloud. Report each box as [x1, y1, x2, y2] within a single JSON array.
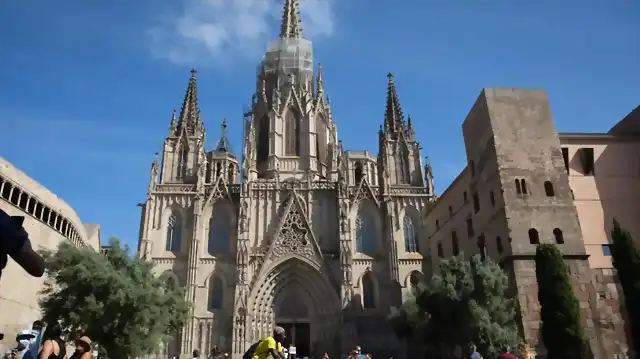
[[150, 0, 336, 65]]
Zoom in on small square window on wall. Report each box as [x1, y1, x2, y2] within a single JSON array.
[[601, 244, 612, 256], [578, 147, 596, 176]]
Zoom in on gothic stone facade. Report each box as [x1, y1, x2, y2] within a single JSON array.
[[137, 3, 432, 358]]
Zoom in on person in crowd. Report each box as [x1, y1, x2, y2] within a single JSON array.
[[251, 326, 286, 359], [69, 336, 92, 359], [0, 209, 45, 279], [4, 330, 35, 359], [348, 350, 359, 359], [208, 345, 220, 359], [468, 343, 482, 359], [497, 346, 516, 359], [37, 323, 66, 359], [193, 349, 201, 358]]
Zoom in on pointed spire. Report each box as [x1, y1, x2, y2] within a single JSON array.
[[384, 72, 405, 133], [316, 63, 325, 97], [169, 108, 177, 134], [280, 0, 303, 39], [215, 118, 233, 152], [177, 68, 201, 135]]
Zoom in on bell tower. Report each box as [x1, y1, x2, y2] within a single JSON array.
[[247, 0, 334, 180], [378, 73, 424, 187], [160, 69, 205, 184]]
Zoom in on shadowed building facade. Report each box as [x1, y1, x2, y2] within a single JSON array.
[[136, 1, 431, 358], [0, 156, 99, 352]]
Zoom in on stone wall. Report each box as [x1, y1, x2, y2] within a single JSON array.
[[512, 258, 631, 359]]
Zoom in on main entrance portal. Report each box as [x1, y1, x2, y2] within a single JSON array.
[[277, 322, 310, 358], [275, 289, 311, 358]]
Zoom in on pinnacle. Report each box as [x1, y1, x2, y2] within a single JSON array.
[[385, 72, 404, 133], [177, 69, 201, 135], [280, 0, 303, 39]]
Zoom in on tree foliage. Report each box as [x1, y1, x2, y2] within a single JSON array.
[[535, 244, 592, 359], [39, 237, 189, 359], [610, 219, 640, 353], [390, 255, 520, 358]]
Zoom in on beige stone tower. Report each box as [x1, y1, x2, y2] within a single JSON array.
[[138, 1, 434, 358], [460, 88, 623, 358]]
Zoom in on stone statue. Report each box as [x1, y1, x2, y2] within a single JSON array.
[[424, 156, 435, 195], [338, 174, 347, 196], [197, 157, 207, 191], [239, 200, 248, 232], [148, 153, 159, 193], [340, 206, 348, 233]]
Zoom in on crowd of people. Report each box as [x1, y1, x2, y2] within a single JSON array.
[[2, 321, 93, 359]]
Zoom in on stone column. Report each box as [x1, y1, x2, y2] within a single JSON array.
[[182, 198, 202, 354]]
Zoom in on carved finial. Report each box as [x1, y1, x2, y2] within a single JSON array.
[[221, 118, 227, 135], [387, 72, 394, 80], [190, 68, 197, 78]]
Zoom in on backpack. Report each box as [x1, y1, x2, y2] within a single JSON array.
[[242, 340, 261, 359]]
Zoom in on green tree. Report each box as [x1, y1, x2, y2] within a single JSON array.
[[610, 219, 640, 353], [390, 255, 520, 357], [39, 237, 189, 359], [535, 244, 593, 359]]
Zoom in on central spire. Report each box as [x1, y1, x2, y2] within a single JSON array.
[[279, 0, 303, 39]]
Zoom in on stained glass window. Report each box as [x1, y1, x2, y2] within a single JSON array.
[[208, 277, 223, 310], [166, 213, 182, 253], [208, 203, 231, 254], [355, 208, 377, 254], [403, 215, 419, 252]]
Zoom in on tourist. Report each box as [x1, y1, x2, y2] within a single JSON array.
[[69, 336, 92, 359], [468, 343, 482, 359], [0, 209, 45, 279], [497, 347, 516, 359], [348, 350, 359, 359], [3, 330, 35, 358], [193, 349, 201, 358], [36, 323, 66, 359], [208, 345, 220, 359], [250, 326, 286, 359]]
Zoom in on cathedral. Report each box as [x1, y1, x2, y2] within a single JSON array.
[[137, 1, 434, 358]]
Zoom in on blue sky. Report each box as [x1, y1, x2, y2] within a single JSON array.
[[0, 0, 638, 249]]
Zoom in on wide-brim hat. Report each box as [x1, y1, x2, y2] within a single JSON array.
[[75, 336, 92, 348]]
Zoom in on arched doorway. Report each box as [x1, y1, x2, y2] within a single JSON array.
[[274, 284, 311, 358], [248, 258, 341, 359]]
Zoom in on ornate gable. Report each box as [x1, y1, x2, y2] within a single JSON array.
[[350, 178, 379, 207], [201, 175, 232, 209], [280, 85, 307, 117], [266, 192, 323, 265]]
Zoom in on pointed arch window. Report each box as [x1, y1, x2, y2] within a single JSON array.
[[178, 147, 188, 179], [398, 146, 410, 184], [257, 115, 270, 163], [362, 272, 376, 309], [208, 276, 223, 310], [403, 214, 419, 252], [316, 118, 327, 162], [208, 202, 232, 255], [355, 206, 377, 254], [164, 273, 178, 291], [166, 212, 183, 253], [285, 110, 300, 156]]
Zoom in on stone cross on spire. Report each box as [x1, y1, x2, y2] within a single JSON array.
[[280, 0, 303, 39], [216, 118, 233, 152]]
